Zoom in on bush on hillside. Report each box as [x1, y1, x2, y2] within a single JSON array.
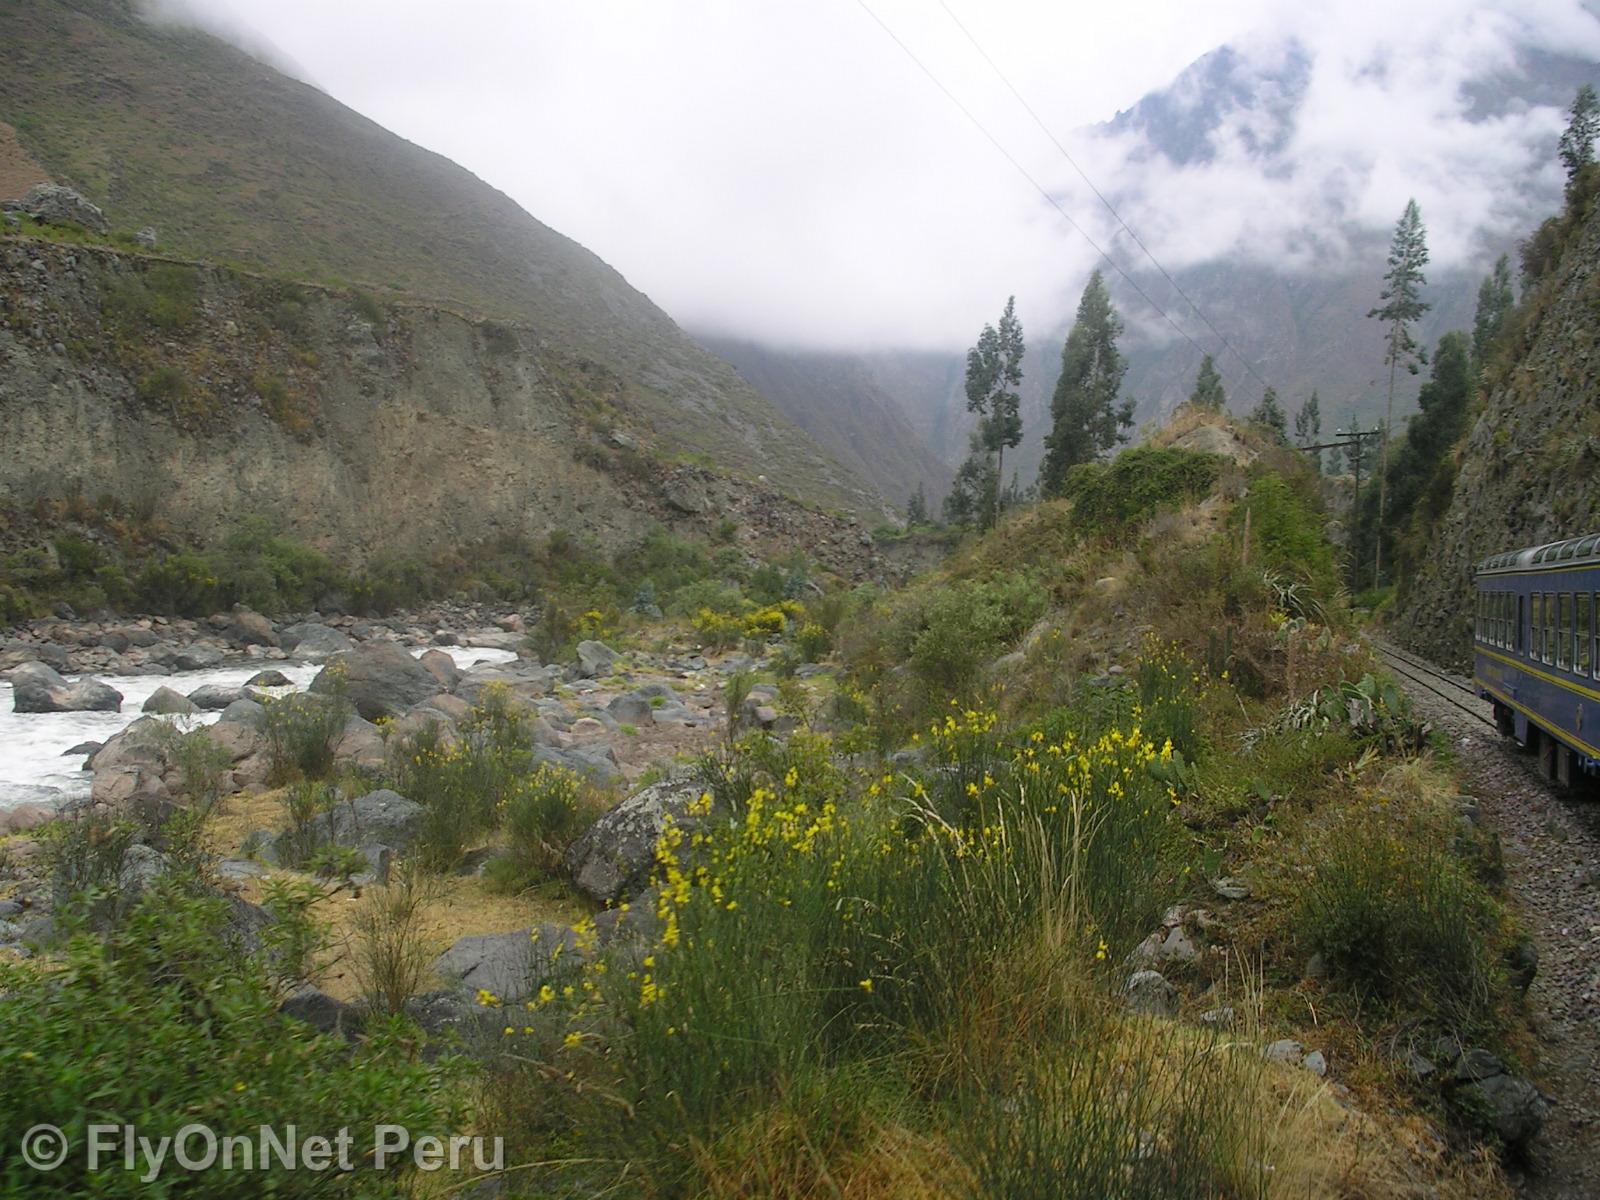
[[1060, 447, 1222, 536]]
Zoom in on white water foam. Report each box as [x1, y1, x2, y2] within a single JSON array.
[[0, 644, 518, 810]]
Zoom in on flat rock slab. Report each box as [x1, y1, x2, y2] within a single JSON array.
[[432, 924, 580, 1003]]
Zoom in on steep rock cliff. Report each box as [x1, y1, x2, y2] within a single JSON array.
[[0, 240, 886, 580], [1394, 201, 1600, 667]]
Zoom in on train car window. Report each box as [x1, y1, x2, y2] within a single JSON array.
[[1477, 591, 1486, 640], [1558, 593, 1572, 669], [1578, 592, 1592, 675], [1531, 592, 1543, 658], [1517, 594, 1525, 653], [1501, 591, 1510, 647], [1546, 592, 1557, 664]]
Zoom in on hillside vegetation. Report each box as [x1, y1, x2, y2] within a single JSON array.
[[1394, 171, 1600, 665], [0, 0, 880, 519], [1, 413, 1535, 1198]]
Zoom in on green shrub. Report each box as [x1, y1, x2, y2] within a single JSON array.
[[794, 622, 831, 662], [0, 886, 462, 1198], [104, 264, 199, 331], [1060, 447, 1221, 536], [259, 875, 330, 990], [1295, 803, 1502, 1031], [259, 690, 349, 785], [484, 765, 592, 894], [903, 572, 1045, 704], [277, 778, 339, 866], [135, 364, 189, 408], [349, 862, 438, 1016]]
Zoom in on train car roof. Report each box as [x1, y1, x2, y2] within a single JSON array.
[[1477, 531, 1600, 575]]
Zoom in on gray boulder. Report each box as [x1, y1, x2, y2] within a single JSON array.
[[143, 685, 199, 716], [431, 924, 580, 1004], [245, 669, 293, 688], [418, 649, 461, 690], [534, 744, 621, 788], [172, 645, 224, 672], [454, 664, 553, 705], [312, 642, 439, 721], [280, 984, 364, 1039], [1461, 1073, 1548, 1146], [223, 608, 278, 647], [565, 775, 706, 903], [1124, 970, 1177, 1018], [187, 683, 251, 710], [277, 789, 423, 859], [19, 183, 109, 233], [575, 640, 619, 678], [607, 694, 655, 726], [217, 697, 266, 725], [280, 622, 354, 661], [10, 661, 123, 713], [331, 715, 387, 773]]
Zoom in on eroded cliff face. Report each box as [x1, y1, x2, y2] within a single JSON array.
[[1393, 204, 1600, 668], [0, 240, 886, 580]]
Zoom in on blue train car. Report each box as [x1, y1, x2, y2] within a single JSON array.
[[1473, 532, 1600, 786]]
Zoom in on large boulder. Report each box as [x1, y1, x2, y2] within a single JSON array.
[[431, 924, 580, 1004], [331, 715, 387, 773], [10, 662, 123, 713], [1461, 1072, 1548, 1146], [18, 183, 109, 234], [565, 775, 707, 904], [575, 640, 619, 679], [275, 789, 424, 860], [454, 663, 554, 705], [187, 683, 251, 710], [171, 645, 224, 672], [534, 744, 621, 789], [418, 649, 461, 690], [221, 608, 278, 648], [279, 622, 354, 661], [311, 643, 438, 721], [142, 686, 199, 716]]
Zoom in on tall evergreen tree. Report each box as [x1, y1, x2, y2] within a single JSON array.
[[1188, 354, 1226, 410], [1039, 271, 1133, 494], [1248, 385, 1287, 442], [963, 297, 1025, 526], [1559, 84, 1600, 185], [1367, 198, 1430, 586], [906, 482, 929, 526], [1294, 389, 1322, 470], [1471, 254, 1515, 370], [943, 430, 998, 529]]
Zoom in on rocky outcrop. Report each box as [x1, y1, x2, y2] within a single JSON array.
[[310, 643, 437, 721], [565, 774, 708, 904], [6, 183, 109, 233], [0, 242, 889, 580], [432, 925, 580, 1004], [1395, 202, 1600, 668], [8, 661, 121, 712]]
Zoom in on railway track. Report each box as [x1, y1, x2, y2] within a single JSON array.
[[1369, 638, 1498, 731]]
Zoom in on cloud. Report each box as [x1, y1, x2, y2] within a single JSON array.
[[143, 0, 1598, 351]]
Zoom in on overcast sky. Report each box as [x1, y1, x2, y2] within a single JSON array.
[[152, 0, 1599, 351]]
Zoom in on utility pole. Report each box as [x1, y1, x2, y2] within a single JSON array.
[[1301, 427, 1380, 580]]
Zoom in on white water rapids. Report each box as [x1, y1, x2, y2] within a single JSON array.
[[0, 644, 518, 810]]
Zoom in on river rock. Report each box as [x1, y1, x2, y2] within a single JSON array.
[[187, 683, 250, 710], [276, 789, 424, 860], [607, 694, 655, 726], [221, 608, 278, 647], [331, 715, 387, 773], [418, 649, 461, 690], [431, 924, 580, 1004], [217, 698, 266, 725], [245, 669, 292, 688], [280, 622, 354, 661], [280, 984, 364, 1039], [10, 662, 123, 713], [311, 642, 438, 721], [143, 685, 199, 715], [171, 645, 224, 672], [575, 640, 619, 678], [565, 775, 706, 904]]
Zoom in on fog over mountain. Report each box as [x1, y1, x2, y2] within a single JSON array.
[[139, 0, 1600, 500]]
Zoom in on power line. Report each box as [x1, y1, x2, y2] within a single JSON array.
[[852, 0, 1245, 398], [935, 0, 1273, 396]]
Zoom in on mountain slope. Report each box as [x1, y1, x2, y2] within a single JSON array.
[[0, 0, 882, 518], [696, 335, 954, 509]]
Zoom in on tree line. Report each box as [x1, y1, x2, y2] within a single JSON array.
[[923, 83, 1598, 568]]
